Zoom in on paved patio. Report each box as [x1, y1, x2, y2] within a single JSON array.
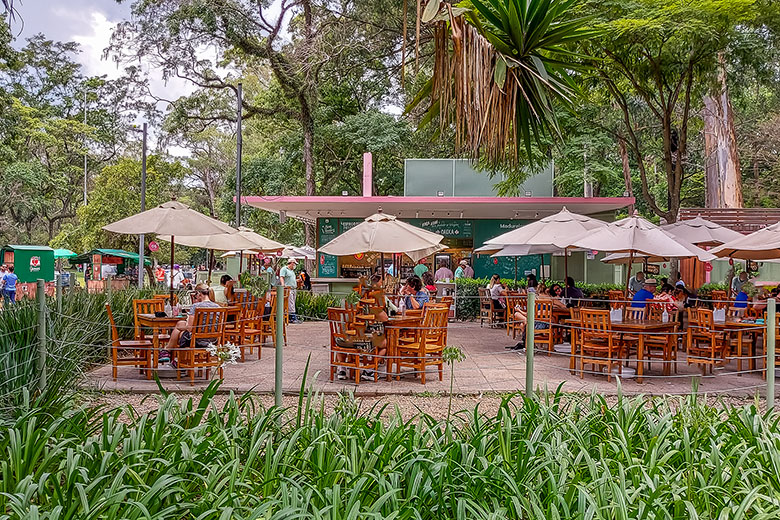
[[85, 321, 772, 397]]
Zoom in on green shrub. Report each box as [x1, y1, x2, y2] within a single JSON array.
[[455, 278, 624, 319], [294, 290, 347, 320], [698, 282, 728, 300], [1, 385, 779, 518]]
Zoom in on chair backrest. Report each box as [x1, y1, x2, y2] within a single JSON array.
[[439, 295, 454, 307], [421, 306, 448, 347], [133, 299, 164, 338], [106, 303, 120, 344], [190, 307, 227, 347], [580, 308, 611, 341], [478, 287, 490, 308], [233, 289, 251, 307], [535, 299, 553, 323], [608, 290, 626, 310], [726, 306, 745, 319], [695, 308, 714, 330], [624, 307, 645, 321], [327, 307, 354, 348], [711, 290, 728, 309], [570, 307, 582, 321]]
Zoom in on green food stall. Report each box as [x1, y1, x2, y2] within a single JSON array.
[[1, 245, 55, 283]]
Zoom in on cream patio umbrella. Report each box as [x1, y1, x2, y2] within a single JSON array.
[[709, 221, 780, 260], [102, 200, 238, 297], [158, 226, 285, 282], [482, 207, 608, 283], [566, 213, 716, 290], [319, 213, 445, 275], [661, 216, 743, 248]]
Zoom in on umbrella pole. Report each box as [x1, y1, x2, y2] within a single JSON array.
[[514, 256, 517, 283], [239, 250, 243, 276], [539, 254, 544, 280], [625, 251, 634, 296], [564, 247, 569, 285], [380, 253, 384, 281], [169, 236, 175, 301], [208, 249, 214, 285]]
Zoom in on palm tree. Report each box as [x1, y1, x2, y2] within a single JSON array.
[[411, 0, 596, 169]]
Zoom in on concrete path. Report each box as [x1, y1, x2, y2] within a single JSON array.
[[85, 321, 770, 397]]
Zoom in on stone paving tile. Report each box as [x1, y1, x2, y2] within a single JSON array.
[[85, 320, 772, 397]]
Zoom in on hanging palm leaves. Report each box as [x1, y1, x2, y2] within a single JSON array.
[[411, 0, 596, 168]]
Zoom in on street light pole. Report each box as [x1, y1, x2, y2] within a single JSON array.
[[138, 123, 147, 289], [83, 89, 88, 206], [235, 82, 243, 228]]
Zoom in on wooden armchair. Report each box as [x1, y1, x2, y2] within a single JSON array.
[[107, 303, 151, 380], [176, 307, 228, 385], [533, 298, 556, 354], [686, 308, 728, 374], [646, 303, 678, 375], [711, 290, 729, 310], [579, 308, 624, 381], [224, 296, 264, 361], [133, 299, 169, 342], [260, 291, 287, 347], [396, 306, 448, 384], [478, 287, 505, 327]]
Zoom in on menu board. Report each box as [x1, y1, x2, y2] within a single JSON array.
[[339, 218, 362, 234], [473, 219, 528, 247], [318, 218, 339, 247], [318, 253, 338, 278], [407, 218, 472, 238]]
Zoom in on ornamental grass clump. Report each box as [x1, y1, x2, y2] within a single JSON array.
[[2, 385, 780, 518]]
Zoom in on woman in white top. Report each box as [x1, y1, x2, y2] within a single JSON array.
[[488, 274, 507, 309]]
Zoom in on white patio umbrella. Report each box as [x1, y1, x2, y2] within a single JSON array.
[[103, 200, 238, 297], [661, 216, 743, 247], [319, 212, 445, 263], [483, 206, 608, 282], [567, 213, 716, 290], [282, 245, 316, 260], [709, 221, 780, 260]]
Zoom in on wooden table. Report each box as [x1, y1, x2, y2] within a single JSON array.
[[713, 319, 764, 372], [565, 318, 677, 383], [385, 316, 422, 381], [137, 314, 183, 379]]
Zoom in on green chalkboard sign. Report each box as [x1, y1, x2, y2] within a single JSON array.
[[318, 253, 338, 278], [318, 218, 339, 247], [407, 218, 472, 238], [473, 254, 550, 280], [339, 218, 362, 234]]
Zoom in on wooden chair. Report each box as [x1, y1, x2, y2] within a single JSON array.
[[132, 299, 169, 342], [608, 290, 626, 310], [478, 287, 506, 327], [534, 298, 556, 354], [176, 307, 228, 385], [686, 308, 728, 374], [327, 307, 377, 384], [261, 291, 287, 347], [396, 306, 448, 384], [224, 296, 264, 361], [569, 307, 582, 374], [710, 290, 729, 310], [579, 309, 624, 381], [506, 293, 525, 340], [646, 303, 678, 375], [106, 304, 152, 380]]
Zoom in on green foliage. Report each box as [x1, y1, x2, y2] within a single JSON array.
[[0, 289, 154, 414], [455, 277, 625, 319], [697, 282, 728, 300], [2, 387, 780, 517], [295, 290, 348, 320]]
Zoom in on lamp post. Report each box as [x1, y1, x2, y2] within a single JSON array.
[[235, 82, 243, 228], [130, 123, 148, 288]]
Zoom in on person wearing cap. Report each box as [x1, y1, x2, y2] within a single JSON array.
[[454, 259, 473, 279], [413, 259, 429, 278], [631, 278, 657, 308], [280, 258, 299, 322], [168, 264, 185, 289]]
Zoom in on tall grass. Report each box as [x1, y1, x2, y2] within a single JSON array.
[[2, 385, 779, 518], [0, 289, 156, 414]]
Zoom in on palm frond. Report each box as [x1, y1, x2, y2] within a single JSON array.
[[418, 0, 597, 168]]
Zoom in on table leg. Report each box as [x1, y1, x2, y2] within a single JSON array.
[[569, 328, 577, 375], [148, 326, 159, 380], [751, 331, 757, 372], [637, 334, 645, 384], [737, 331, 743, 376], [386, 328, 396, 382]]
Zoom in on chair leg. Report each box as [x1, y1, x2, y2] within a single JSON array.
[[112, 348, 118, 381]]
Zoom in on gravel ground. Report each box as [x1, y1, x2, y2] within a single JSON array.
[[84, 389, 764, 423]]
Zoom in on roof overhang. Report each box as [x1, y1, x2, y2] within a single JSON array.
[[243, 196, 634, 223]]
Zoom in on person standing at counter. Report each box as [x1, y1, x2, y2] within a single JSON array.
[[280, 258, 299, 322], [434, 260, 453, 281], [413, 259, 429, 278], [454, 259, 474, 279]]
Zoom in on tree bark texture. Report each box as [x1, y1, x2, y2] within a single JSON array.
[[702, 52, 743, 209], [618, 139, 634, 213]]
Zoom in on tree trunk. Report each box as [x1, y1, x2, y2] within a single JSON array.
[[702, 52, 743, 209], [618, 139, 634, 213], [301, 101, 316, 246]]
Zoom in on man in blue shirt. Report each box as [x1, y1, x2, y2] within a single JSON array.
[[631, 278, 657, 308], [2, 265, 18, 307]]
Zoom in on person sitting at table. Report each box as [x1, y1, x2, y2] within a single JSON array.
[[526, 273, 538, 293], [488, 274, 507, 309], [422, 271, 438, 298], [628, 271, 646, 296], [563, 276, 584, 306], [653, 283, 681, 313], [209, 274, 232, 305], [547, 284, 569, 311], [400, 275, 429, 310], [160, 283, 220, 366], [631, 278, 657, 308]]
